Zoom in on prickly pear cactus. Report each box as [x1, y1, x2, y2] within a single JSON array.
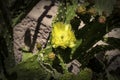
[[75, 68, 93, 80], [53, 0, 78, 24], [59, 68, 92, 80], [94, 0, 116, 16], [7, 0, 119, 80], [9, 54, 61, 80]]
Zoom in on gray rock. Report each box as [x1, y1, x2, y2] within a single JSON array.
[[13, 0, 58, 63], [67, 59, 82, 75]]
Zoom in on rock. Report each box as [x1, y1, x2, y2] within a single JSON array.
[[105, 49, 120, 72], [67, 59, 82, 75], [13, 0, 58, 63]]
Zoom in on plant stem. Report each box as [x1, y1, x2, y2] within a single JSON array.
[[57, 54, 68, 73]]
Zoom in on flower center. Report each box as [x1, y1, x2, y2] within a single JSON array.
[[61, 35, 64, 39]]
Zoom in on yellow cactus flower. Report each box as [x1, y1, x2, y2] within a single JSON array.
[[51, 22, 76, 49]]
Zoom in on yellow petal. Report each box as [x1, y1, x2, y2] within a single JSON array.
[[51, 22, 76, 49]]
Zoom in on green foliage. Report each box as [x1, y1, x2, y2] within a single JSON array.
[[10, 0, 40, 26], [72, 21, 106, 65], [10, 55, 51, 80], [22, 53, 33, 61], [53, 0, 78, 24], [59, 72, 74, 80], [10, 54, 61, 80], [1, 0, 119, 80], [49, 0, 119, 79], [12, 12, 25, 26], [94, 0, 116, 16], [60, 68, 92, 80], [75, 68, 92, 80], [65, 1, 78, 24]]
